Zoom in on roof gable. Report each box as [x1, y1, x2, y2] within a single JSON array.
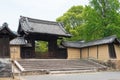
[[18, 16, 71, 37], [0, 23, 17, 40]]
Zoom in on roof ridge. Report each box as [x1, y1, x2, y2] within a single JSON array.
[[86, 35, 117, 43], [0, 22, 17, 36], [62, 35, 119, 48], [20, 16, 58, 25]]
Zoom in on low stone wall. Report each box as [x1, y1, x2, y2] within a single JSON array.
[[0, 58, 12, 77], [111, 60, 120, 70], [103, 60, 120, 70]]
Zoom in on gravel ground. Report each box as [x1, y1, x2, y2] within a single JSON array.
[[22, 71, 120, 80]]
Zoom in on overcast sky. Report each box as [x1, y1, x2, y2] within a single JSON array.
[[0, 0, 89, 31]]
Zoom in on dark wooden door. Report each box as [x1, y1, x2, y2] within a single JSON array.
[[0, 37, 10, 58], [21, 47, 34, 58]]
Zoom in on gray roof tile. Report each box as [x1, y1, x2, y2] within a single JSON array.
[[18, 16, 71, 37], [0, 23, 17, 40], [10, 37, 26, 45], [62, 35, 120, 48]]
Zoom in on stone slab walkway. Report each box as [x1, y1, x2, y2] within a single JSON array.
[[22, 71, 120, 80]]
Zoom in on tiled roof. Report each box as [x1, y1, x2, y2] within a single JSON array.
[[62, 35, 120, 48], [0, 23, 17, 40], [10, 37, 27, 45], [62, 41, 85, 48], [18, 16, 71, 37]]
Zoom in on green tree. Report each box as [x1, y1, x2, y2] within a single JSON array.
[[83, 0, 120, 41], [35, 41, 48, 53], [57, 6, 85, 41], [57, 0, 120, 41]]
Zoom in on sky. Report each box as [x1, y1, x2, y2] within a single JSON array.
[[0, 0, 89, 31]]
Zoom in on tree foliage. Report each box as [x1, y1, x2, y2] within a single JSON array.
[[57, 6, 85, 41], [85, 0, 120, 40], [35, 41, 48, 53], [57, 0, 120, 41]]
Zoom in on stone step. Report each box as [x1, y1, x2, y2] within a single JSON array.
[[50, 69, 97, 74], [24, 67, 98, 71], [14, 59, 107, 75]]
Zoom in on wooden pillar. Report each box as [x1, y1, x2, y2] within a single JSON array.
[[31, 39, 35, 58], [48, 39, 57, 58], [27, 39, 35, 58]]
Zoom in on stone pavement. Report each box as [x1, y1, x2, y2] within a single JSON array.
[[22, 71, 120, 80]]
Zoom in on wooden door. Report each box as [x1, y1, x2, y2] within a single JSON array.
[[0, 37, 10, 58]]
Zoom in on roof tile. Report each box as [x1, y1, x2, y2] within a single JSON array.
[[18, 16, 71, 37], [62, 35, 120, 48]]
